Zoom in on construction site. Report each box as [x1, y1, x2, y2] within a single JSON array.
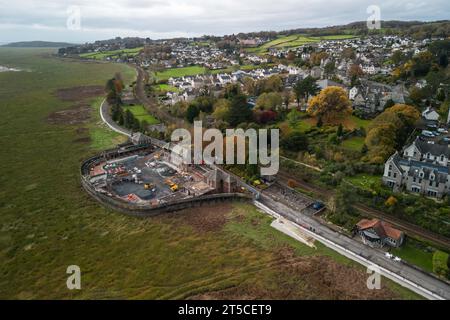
[[81, 140, 253, 212]]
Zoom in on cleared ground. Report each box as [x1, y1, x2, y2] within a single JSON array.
[[0, 48, 419, 299]]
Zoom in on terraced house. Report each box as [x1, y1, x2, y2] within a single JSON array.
[[383, 138, 450, 198]]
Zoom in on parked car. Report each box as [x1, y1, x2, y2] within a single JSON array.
[[421, 130, 434, 137], [313, 201, 325, 210], [438, 128, 449, 134]]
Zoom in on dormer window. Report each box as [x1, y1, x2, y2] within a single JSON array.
[[430, 174, 435, 181], [441, 155, 445, 162], [427, 153, 431, 159], [419, 172, 424, 178]]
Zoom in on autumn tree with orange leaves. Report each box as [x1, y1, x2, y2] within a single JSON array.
[[306, 86, 352, 124]]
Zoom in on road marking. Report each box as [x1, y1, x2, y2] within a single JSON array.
[[99, 99, 131, 137]]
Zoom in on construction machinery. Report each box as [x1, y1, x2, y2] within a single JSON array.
[[164, 179, 178, 192], [144, 183, 155, 190]]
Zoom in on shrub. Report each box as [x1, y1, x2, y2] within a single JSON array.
[[287, 179, 298, 188], [432, 250, 449, 278], [385, 196, 398, 207]]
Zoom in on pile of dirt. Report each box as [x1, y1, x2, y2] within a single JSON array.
[[165, 203, 233, 233], [55, 85, 105, 101], [47, 104, 91, 125], [191, 247, 400, 300]]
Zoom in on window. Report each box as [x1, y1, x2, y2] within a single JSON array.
[[388, 171, 391, 177], [427, 153, 431, 159], [389, 165, 392, 170], [393, 173, 397, 178], [441, 155, 445, 162]]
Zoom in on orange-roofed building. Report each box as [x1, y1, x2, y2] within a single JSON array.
[[355, 218, 405, 248]]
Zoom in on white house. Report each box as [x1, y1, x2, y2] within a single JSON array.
[[422, 107, 440, 121], [349, 86, 359, 100]]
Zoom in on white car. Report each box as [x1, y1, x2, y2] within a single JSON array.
[[393, 257, 402, 262], [385, 252, 393, 259]]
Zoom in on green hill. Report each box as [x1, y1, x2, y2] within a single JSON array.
[[1, 41, 76, 48]]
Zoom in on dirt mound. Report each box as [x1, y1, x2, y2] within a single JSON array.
[[191, 248, 400, 300], [165, 203, 233, 233], [55, 85, 104, 101], [47, 104, 91, 125]]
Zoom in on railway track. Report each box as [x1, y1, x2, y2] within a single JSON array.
[[276, 170, 450, 249]]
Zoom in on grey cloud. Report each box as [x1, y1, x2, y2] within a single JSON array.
[[0, 0, 448, 42]]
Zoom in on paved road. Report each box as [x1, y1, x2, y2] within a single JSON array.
[[100, 99, 131, 137], [277, 170, 450, 249], [256, 193, 450, 300]]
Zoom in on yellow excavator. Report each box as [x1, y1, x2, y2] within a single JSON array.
[[144, 183, 155, 190], [164, 179, 178, 192]]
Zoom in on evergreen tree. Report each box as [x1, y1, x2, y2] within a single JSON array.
[[226, 94, 253, 126], [337, 124, 344, 137]]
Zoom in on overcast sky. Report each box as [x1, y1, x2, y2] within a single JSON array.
[[0, 0, 448, 44]]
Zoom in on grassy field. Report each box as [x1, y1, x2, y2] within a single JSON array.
[[0, 48, 419, 299], [153, 84, 180, 93], [248, 34, 358, 55], [392, 240, 434, 274], [345, 174, 381, 191], [341, 136, 366, 151], [89, 97, 128, 150], [123, 105, 160, 125], [79, 47, 143, 60], [153, 65, 207, 81]]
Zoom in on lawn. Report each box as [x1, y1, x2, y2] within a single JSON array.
[[345, 174, 381, 191], [123, 104, 160, 125], [349, 115, 372, 129], [392, 240, 434, 274], [153, 65, 206, 81], [0, 48, 419, 300], [154, 84, 180, 93], [341, 136, 365, 151]]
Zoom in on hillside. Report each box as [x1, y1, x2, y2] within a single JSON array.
[[1, 41, 76, 48]]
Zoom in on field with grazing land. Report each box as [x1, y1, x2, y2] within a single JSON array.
[[79, 47, 143, 60], [0, 48, 418, 299], [123, 104, 160, 125], [249, 34, 358, 55]]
